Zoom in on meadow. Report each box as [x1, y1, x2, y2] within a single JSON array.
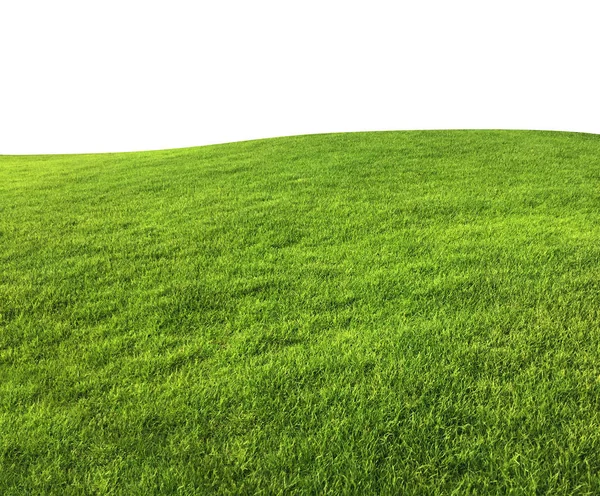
[[1, 130, 600, 494]]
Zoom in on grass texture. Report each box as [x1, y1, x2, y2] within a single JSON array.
[[2, 130, 600, 494]]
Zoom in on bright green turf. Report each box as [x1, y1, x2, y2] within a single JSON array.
[[2, 130, 600, 494]]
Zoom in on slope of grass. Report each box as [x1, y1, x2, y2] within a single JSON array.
[[2, 130, 600, 494]]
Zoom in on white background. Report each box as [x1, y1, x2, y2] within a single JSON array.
[[1, 0, 598, 155]]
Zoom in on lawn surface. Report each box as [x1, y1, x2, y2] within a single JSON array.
[[2, 130, 600, 494]]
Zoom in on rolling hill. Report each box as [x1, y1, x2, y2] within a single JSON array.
[[2, 130, 600, 494]]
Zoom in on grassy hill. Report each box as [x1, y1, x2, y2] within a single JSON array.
[[2, 130, 600, 494]]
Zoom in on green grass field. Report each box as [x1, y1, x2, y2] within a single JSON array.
[[2, 129, 600, 494]]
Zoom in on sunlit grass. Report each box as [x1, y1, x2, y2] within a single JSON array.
[[2, 130, 600, 494]]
